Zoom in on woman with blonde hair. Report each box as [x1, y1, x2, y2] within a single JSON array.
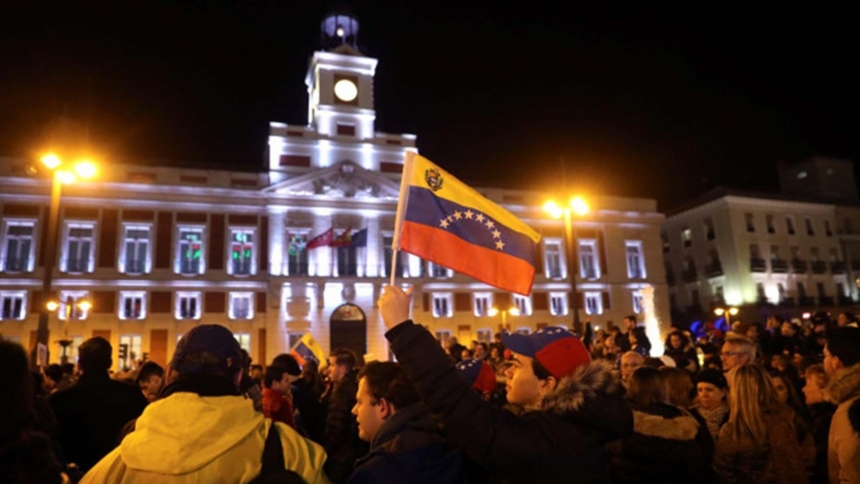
[[713, 364, 807, 483]]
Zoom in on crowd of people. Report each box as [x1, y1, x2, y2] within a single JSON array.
[[2, 293, 860, 483]]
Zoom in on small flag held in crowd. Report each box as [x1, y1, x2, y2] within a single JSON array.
[[290, 333, 325, 368], [392, 152, 541, 295]]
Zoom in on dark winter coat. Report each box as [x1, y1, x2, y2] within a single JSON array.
[[323, 369, 369, 484], [607, 403, 714, 484], [825, 363, 860, 484], [349, 403, 469, 484], [49, 371, 147, 472], [807, 402, 836, 484], [386, 321, 633, 484]]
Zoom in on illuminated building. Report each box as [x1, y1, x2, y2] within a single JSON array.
[[0, 12, 670, 367]]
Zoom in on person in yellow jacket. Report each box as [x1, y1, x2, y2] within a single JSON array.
[[81, 324, 330, 484]]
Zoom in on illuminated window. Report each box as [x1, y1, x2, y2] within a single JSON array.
[[514, 294, 532, 315], [118, 334, 142, 370], [473, 293, 492, 317], [62, 223, 95, 274], [58, 291, 90, 320], [120, 225, 151, 275], [337, 245, 358, 277], [786, 217, 796, 235], [682, 227, 692, 247], [633, 291, 643, 314], [626, 241, 646, 279], [383, 234, 407, 278], [579, 240, 600, 279], [234, 333, 251, 353], [228, 228, 255, 276], [229, 292, 254, 320], [287, 230, 310, 276], [175, 292, 201, 320], [176, 227, 205, 275], [584, 292, 603, 315], [119, 291, 146, 320], [476, 329, 492, 343], [544, 240, 563, 279], [805, 218, 815, 236], [766, 214, 775, 234], [549, 292, 568, 316], [435, 330, 451, 345], [432, 293, 453, 318], [1, 221, 36, 273], [0, 291, 26, 320], [429, 262, 452, 279]]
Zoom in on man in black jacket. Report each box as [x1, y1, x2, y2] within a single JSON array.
[[323, 348, 368, 483], [49, 336, 147, 472], [378, 285, 633, 483]]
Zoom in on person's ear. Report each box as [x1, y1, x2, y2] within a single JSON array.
[[539, 375, 558, 394], [377, 398, 394, 419], [833, 355, 846, 371]]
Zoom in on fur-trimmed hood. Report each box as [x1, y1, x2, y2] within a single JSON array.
[[632, 409, 699, 441], [825, 363, 860, 405], [540, 359, 632, 442]]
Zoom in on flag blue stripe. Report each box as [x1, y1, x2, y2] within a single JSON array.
[[404, 186, 536, 265]]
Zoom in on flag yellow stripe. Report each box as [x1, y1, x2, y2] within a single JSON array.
[[406, 154, 540, 243]]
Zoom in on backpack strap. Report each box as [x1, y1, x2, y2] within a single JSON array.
[[260, 422, 286, 477]]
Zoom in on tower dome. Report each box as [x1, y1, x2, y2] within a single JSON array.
[[320, 8, 361, 54]]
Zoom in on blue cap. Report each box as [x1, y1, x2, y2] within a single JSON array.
[[501, 327, 590, 379]]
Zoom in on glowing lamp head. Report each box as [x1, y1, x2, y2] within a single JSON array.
[[488, 308, 499, 317], [73, 160, 97, 179], [46, 300, 59, 312], [728, 307, 739, 316], [571, 197, 589, 216], [336, 26, 345, 37], [56, 171, 77, 184], [41, 154, 62, 170], [543, 200, 563, 219], [509, 307, 521, 317], [77, 300, 93, 312], [714, 308, 725, 316]]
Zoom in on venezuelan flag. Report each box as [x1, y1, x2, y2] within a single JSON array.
[[290, 333, 325, 368], [393, 152, 541, 295]]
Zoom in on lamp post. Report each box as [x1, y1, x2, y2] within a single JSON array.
[[32, 154, 97, 367], [488, 306, 520, 331], [543, 197, 589, 334], [714, 306, 739, 327]]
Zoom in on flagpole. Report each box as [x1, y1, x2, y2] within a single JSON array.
[[390, 151, 417, 288]]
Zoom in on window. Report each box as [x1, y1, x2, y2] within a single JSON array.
[[745, 213, 755, 233], [476, 329, 492, 343], [810, 247, 820, 261], [432, 293, 453, 318], [177, 227, 205, 275], [703, 219, 715, 241], [626, 241, 646, 279], [286, 230, 310, 276], [0, 291, 26, 320], [514, 294, 532, 315], [805, 218, 815, 236], [579, 240, 600, 279], [1, 221, 35, 272], [63, 223, 95, 273], [817, 282, 827, 299], [336, 123, 356, 136], [544, 240, 563, 279], [550, 292, 568, 316], [766, 215, 775, 234], [786, 217, 796, 235], [825, 220, 833, 237], [435, 330, 451, 345], [584, 292, 603, 315], [473, 293, 492, 317], [682, 227, 692, 247], [288, 333, 303, 350], [118, 334, 142, 369], [383, 234, 406, 278], [229, 292, 254, 320], [429, 262, 452, 279], [175, 292, 202, 320], [336, 245, 358, 277], [632, 291, 643, 314], [770, 245, 780, 261], [121, 225, 151, 274], [229, 228, 255, 276], [234, 333, 251, 353], [791, 246, 801, 260], [58, 291, 90, 320], [119, 292, 146, 320]]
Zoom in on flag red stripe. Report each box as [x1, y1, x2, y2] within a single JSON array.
[[400, 221, 536, 295]]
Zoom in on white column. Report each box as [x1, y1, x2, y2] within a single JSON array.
[[267, 209, 286, 276], [365, 215, 380, 277]]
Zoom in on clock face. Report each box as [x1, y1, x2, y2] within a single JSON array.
[[334, 79, 358, 102]]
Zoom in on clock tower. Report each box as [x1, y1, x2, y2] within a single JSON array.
[[306, 10, 378, 140]]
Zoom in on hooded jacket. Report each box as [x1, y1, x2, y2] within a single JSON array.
[[825, 363, 860, 484], [607, 403, 713, 484], [386, 321, 633, 484], [79, 391, 329, 483]]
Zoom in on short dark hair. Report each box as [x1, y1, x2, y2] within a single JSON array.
[[264, 365, 290, 389], [136, 361, 164, 384], [475, 342, 488, 352], [531, 358, 553, 380], [627, 366, 666, 407], [78, 337, 112, 373], [330, 348, 356, 370], [44, 364, 63, 383], [271, 354, 301, 376], [357, 362, 419, 409], [625, 315, 637, 324], [827, 327, 860, 367], [171, 350, 238, 380]]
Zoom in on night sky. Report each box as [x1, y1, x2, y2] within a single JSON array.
[[1, 2, 856, 209]]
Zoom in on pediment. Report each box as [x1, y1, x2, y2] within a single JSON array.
[[264, 161, 401, 200]]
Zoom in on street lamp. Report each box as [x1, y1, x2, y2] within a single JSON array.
[[32, 153, 97, 367], [714, 306, 740, 326], [47, 297, 92, 364], [543, 196, 590, 333], [488, 306, 520, 331]]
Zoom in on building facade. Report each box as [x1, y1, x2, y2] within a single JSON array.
[[0, 13, 669, 369]]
